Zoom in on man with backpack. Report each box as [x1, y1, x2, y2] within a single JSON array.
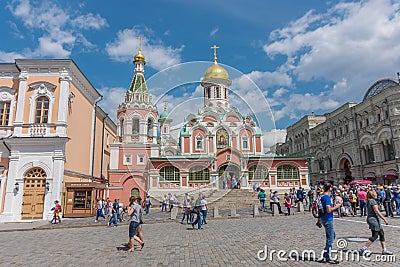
[[383, 186, 394, 217], [307, 188, 315, 212], [317, 183, 342, 264]]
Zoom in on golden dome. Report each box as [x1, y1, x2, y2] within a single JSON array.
[[203, 62, 229, 81], [134, 50, 145, 62]]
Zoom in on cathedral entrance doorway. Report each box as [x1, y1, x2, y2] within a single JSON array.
[[218, 163, 240, 189]]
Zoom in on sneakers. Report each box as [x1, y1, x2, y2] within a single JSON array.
[[94, 220, 98, 222], [107, 222, 110, 227], [316, 222, 322, 228], [382, 250, 393, 255]]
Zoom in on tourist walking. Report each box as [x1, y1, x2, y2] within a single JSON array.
[[108, 199, 119, 227], [307, 188, 314, 212], [258, 189, 267, 211], [284, 193, 292, 215], [181, 194, 190, 224], [349, 191, 358, 216], [50, 200, 62, 224], [394, 186, 400, 215], [358, 187, 367, 216], [383, 186, 394, 217], [161, 195, 167, 212], [95, 198, 105, 222], [201, 195, 208, 225], [358, 190, 393, 256], [317, 183, 342, 264], [271, 191, 283, 214], [145, 195, 152, 215], [191, 194, 203, 230], [127, 197, 144, 252]]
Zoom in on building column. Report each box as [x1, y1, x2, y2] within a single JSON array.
[[0, 155, 21, 221], [56, 70, 71, 136], [13, 71, 28, 136]]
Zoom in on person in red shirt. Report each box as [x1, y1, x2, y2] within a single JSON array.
[[51, 200, 62, 224], [358, 187, 367, 216]]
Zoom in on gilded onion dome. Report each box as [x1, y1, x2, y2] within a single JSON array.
[[134, 50, 145, 62], [202, 45, 231, 86]]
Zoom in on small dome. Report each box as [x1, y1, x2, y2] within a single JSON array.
[[134, 50, 145, 62], [160, 110, 169, 119]]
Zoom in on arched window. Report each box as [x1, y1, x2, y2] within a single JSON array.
[[277, 164, 299, 180], [147, 118, 153, 136], [0, 101, 11, 126], [189, 166, 210, 181], [160, 166, 180, 182], [196, 134, 204, 150], [242, 134, 249, 150], [35, 96, 49, 123], [119, 118, 124, 136], [132, 118, 139, 134], [248, 165, 268, 180]]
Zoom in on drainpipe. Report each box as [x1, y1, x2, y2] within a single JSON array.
[[91, 96, 103, 180], [353, 113, 364, 179], [100, 114, 107, 183]]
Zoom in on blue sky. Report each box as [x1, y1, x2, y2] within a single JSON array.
[[1, 0, 400, 149]]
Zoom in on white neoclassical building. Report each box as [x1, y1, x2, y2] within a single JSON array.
[[276, 78, 400, 186]]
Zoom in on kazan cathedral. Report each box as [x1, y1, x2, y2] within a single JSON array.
[[108, 46, 309, 201]]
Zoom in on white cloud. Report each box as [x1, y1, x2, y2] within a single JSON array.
[[210, 28, 219, 37], [263, 129, 287, 151], [273, 93, 339, 121], [106, 28, 184, 71], [0, 51, 25, 62], [98, 87, 126, 122], [2, 0, 108, 60], [264, 0, 400, 102]]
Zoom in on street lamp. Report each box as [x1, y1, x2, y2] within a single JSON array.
[[353, 112, 365, 179], [14, 182, 19, 192]]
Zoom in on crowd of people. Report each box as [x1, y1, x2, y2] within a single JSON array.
[[256, 183, 400, 218]]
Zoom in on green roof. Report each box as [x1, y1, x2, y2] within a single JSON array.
[[160, 110, 169, 119], [128, 73, 147, 93]]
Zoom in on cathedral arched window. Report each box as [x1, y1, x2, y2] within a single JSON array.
[[189, 166, 210, 182], [277, 164, 299, 180], [242, 134, 249, 150], [147, 118, 153, 136], [119, 118, 124, 136], [35, 96, 49, 123], [196, 134, 204, 150], [160, 166, 180, 182], [248, 165, 268, 180], [132, 118, 139, 134]]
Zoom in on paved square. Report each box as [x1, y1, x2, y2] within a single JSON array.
[[0, 214, 399, 266]]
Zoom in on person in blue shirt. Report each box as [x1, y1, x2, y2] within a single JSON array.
[[317, 183, 342, 264]]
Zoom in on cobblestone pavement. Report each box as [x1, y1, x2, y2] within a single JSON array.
[[0, 213, 399, 266]]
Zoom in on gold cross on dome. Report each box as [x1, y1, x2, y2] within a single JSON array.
[[137, 37, 143, 51], [211, 45, 220, 63]]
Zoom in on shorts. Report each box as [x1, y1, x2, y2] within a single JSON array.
[[129, 221, 140, 239]]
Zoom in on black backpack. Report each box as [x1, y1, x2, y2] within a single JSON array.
[[312, 195, 326, 218]]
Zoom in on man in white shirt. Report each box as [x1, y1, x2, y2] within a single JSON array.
[[200, 195, 208, 225]]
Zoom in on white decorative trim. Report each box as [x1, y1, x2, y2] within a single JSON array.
[[0, 86, 16, 130], [137, 154, 145, 165], [28, 82, 56, 124], [123, 154, 132, 165]]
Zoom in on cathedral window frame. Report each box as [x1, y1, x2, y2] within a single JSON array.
[[160, 166, 180, 182], [132, 117, 140, 135], [123, 154, 132, 165], [28, 82, 56, 124], [195, 134, 204, 151], [241, 133, 250, 150], [137, 154, 145, 165]]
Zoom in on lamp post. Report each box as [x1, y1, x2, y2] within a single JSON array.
[[353, 113, 365, 179]]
